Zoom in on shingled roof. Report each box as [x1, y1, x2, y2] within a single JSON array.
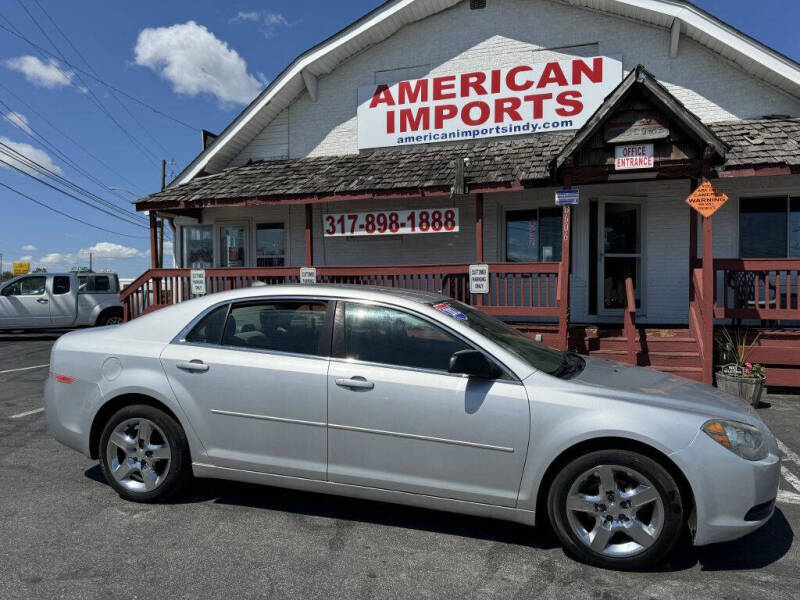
[[137, 118, 800, 209]]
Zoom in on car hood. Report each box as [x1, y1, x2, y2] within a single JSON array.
[[569, 356, 759, 423]]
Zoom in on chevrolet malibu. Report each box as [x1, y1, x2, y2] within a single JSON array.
[[45, 285, 779, 569]]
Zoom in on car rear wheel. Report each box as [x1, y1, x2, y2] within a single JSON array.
[[99, 404, 191, 502], [97, 311, 123, 326], [547, 449, 684, 569]]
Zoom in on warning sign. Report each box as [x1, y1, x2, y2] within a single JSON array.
[[686, 181, 728, 218]]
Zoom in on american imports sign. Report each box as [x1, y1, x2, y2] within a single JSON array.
[[357, 56, 622, 149]]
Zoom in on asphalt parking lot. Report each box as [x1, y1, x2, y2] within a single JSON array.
[[1, 331, 799, 600]]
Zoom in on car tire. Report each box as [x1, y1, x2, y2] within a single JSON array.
[[99, 404, 191, 503], [547, 449, 684, 570], [97, 310, 124, 326]]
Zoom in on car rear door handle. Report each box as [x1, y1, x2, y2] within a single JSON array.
[[335, 377, 374, 390], [37, 298, 49, 304], [176, 360, 209, 372]]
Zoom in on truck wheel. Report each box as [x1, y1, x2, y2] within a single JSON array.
[[99, 404, 192, 503], [547, 449, 684, 569], [97, 310, 123, 326]]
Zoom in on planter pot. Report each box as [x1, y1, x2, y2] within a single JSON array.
[[715, 371, 766, 407]]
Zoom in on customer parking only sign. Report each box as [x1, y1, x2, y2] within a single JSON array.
[[357, 56, 622, 149]]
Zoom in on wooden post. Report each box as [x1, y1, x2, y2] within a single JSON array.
[[305, 203, 314, 266], [557, 204, 572, 351], [149, 211, 159, 269], [701, 214, 714, 385], [475, 193, 484, 263]]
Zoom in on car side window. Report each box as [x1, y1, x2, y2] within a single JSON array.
[[185, 304, 228, 345], [53, 276, 71, 295], [342, 302, 470, 371], [221, 301, 328, 356], [3, 276, 47, 297]]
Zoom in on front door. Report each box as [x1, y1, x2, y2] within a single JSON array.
[[0, 275, 50, 328], [598, 199, 644, 314], [327, 301, 530, 507], [160, 299, 331, 478], [218, 223, 248, 268]]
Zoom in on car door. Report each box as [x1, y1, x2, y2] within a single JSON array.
[[49, 275, 76, 327], [0, 275, 50, 328], [327, 301, 530, 507], [160, 298, 332, 479]]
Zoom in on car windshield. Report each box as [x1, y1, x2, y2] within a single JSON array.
[[428, 300, 584, 378]]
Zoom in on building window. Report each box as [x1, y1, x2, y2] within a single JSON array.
[[219, 225, 248, 268], [739, 197, 800, 258], [181, 225, 213, 268], [506, 208, 562, 262], [256, 223, 285, 267]]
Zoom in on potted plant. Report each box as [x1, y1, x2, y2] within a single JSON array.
[[714, 328, 766, 407]]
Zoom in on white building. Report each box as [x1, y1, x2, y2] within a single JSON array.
[[131, 0, 800, 385]]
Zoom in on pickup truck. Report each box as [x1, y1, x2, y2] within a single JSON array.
[[0, 272, 123, 330]]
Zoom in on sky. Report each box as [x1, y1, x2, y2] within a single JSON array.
[[0, 0, 798, 278]]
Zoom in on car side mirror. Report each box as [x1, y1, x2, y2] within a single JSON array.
[[448, 349, 502, 379]]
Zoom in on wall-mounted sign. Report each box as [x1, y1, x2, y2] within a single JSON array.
[[555, 188, 579, 206], [12, 262, 30, 276], [357, 56, 622, 149], [604, 115, 669, 144], [686, 181, 729, 218], [615, 143, 654, 170], [300, 267, 317, 284], [469, 264, 489, 294], [190, 269, 206, 295], [324, 208, 459, 237]]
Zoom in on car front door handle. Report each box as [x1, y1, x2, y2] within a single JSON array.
[[176, 360, 209, 372], [37, 298, 49, 304], [335, 377, 374, 390]]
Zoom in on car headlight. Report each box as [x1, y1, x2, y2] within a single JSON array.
[[702, 419, 768, 461]]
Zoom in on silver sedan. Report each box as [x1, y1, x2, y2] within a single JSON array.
[[44, 285, 779, 569]]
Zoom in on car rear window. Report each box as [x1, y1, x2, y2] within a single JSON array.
[[221, 301, 328, 356]]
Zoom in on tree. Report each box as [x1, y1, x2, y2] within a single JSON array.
[[0, 271, 13, 282]]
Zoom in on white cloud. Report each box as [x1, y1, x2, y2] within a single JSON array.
[[0, 137, 62, 175], [4, 56, 74, 89], [230, 10, 292, 38], [22, 244, 37, 251], [40, 252, 74, 266], [134, 21, 265, 106], [3, 111, 32, 135], [79, 242, 144, 260], [18, 255, 33, 262]]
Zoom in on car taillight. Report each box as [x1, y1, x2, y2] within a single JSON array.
[[55, 374, 73, 384]]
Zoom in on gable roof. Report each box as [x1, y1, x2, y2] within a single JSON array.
[[554, 64, 727, 171], [170, 0, 800, 188]]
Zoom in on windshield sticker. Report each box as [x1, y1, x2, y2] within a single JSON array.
[[433, 302, 467, 320]]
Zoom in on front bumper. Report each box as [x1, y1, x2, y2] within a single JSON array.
[[670, 428, 780, 546]]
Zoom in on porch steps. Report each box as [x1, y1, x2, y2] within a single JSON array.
[[513, 324, 705, 382]]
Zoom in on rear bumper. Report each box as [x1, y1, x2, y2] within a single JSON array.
[[671, 430, 780, 546], [43, 373, 99, 457]]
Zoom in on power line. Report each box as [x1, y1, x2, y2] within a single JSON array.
[[0, 179, 147, 238], [31, 0, 173, 158], [0, 140, 149, 228], [0, 81, 147, 195], [0, 20, 201, 132], [0, 146, 149, 230], [0, 95, 147, 212], [13, 1, 160, 167]]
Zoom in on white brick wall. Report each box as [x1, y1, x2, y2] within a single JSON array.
[[230, 0, 800, 161]]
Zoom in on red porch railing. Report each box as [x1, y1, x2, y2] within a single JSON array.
[[120, 262, 563, 322], [713, 259, 800, 321]]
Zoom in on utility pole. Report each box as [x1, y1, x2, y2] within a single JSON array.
[[89, 252, 93, 272], [158, 159, 166, 269]]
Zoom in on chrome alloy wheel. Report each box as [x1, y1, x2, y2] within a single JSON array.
[[565, 464, 664, 558], [104, 315, 124, 325], [105, 418, 171, 492]]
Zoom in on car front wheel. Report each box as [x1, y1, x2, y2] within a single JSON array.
[[547, 449, 684, 569], [99, 404, 191, 502]]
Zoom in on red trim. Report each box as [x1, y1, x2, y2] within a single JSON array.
[[718, 165, 799, 178]]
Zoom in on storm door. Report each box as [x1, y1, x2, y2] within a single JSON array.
[[597, 199, 644, 315]]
